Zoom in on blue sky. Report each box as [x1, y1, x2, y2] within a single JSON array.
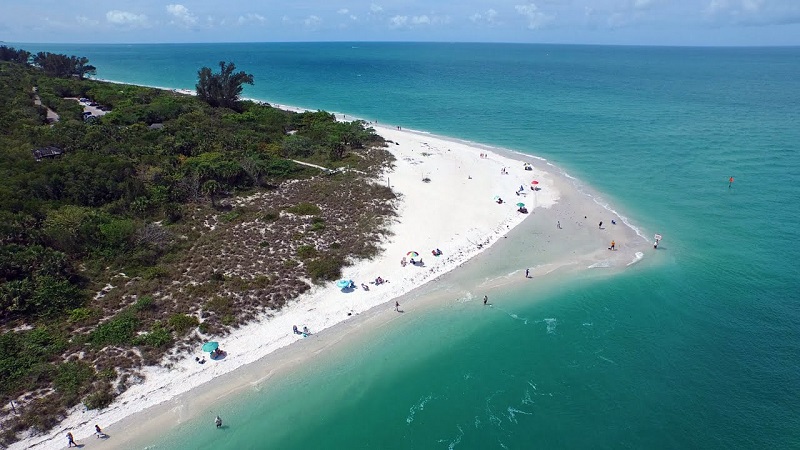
[[3, 0, 800, 46]]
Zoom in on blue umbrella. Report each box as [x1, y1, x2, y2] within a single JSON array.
[[336, 279, 352, 289], [202, 341, 219, 352]]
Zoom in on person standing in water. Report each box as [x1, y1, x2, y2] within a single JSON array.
[[215, 415, 223, 428], [525, 268, 530, 278], [483, 295, 488, 305]]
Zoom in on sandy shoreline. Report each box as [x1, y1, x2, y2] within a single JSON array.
[[13, 83, 651, 450]]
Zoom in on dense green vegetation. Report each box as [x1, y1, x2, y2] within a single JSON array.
[[0, 47, 391, 445]]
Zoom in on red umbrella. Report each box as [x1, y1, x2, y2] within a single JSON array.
[[531, 180, 539, 185]]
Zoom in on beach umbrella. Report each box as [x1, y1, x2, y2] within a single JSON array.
[[493, 195, 501, 201], [202, 341, 219, 353], [654, 234, 663, 241], [407, 251, 419, 258], [516, 202, 525, 208], [336, 279, 352, 289], [530, 180, 539, 186]]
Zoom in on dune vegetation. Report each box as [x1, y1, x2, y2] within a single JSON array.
[[0, 47, 396, 445]]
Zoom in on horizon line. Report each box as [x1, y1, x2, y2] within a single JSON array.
[[4, 40, 800, 50]]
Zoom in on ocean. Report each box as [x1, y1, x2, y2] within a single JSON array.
[[18, 42, 800, 448]]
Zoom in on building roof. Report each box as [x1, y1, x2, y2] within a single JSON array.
[[33, 146, 63, 160]]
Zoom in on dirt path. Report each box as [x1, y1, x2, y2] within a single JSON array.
[[32, 88, 59, 123]]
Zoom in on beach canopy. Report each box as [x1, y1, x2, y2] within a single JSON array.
[[202, 341, 219, 352], [516, 202, 525, 208], [407, 251, 419, 258], [336, 279, 353, 289]]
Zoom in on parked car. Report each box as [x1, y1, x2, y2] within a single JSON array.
[[89, 102, 99, 107]]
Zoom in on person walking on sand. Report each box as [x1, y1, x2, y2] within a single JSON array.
[[395, 301, 400, 312], [599, 221, 603, 229], [67, 432, 77, 447], [525, 268, 530, 278], [557, 221, 562, 229], [610, 240, 616, 250]]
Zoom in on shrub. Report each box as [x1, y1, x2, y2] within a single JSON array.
[[143, 266, 170, 280], [206, 296, 232, 315], [169, 313, 199, 334], [220, 210, 240, 222], [68, 307, 96, 323], [262, 210, 280, 221], [89, 312, 139, 346], [84, 388, 114, 410], [258, 240, 270, 248], [54, 361, 95, 399], [310, 216, 326, 231], [306, 255, 345, 282], [296, 245, 317, 259], [210, 271, 225, 282], [286, 202, 321, 216], [98, 367, 116, 380], [133, 295, 155, 312], [134, 323, 172, 348]]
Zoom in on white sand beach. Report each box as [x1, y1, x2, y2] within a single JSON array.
[[13, 118, 650, 450]]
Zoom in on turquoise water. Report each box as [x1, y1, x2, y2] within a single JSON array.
[[19, 43, 800, 448]]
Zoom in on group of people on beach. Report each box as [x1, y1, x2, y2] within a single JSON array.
[[293, 325, 311, 337], [66, 425, 107, 446], [402, 256, 424, 266]]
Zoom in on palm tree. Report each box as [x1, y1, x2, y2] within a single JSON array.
[[201, 180, 222, 207]]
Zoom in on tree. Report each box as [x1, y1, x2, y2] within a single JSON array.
[[30, 52, 96, 79], [196, 61, 254, 111], [73, 56, 96, 80], [201, 180, 222, 207]]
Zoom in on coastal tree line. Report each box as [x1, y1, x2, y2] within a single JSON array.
[[0, 48, 389, 445], [0, 45, 96, 79]]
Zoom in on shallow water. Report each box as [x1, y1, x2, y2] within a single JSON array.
[[18, 42, 800, 448]]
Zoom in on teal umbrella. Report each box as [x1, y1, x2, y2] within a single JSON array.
[[202, 341, 219, 352], [336, 279, 352, 289], [516, 202, 525, 208]]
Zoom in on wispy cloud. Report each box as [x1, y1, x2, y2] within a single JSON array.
[[238, 13, 265, 25], [514, 3, 554, 29], [166, 4, 198, 27], [106, 10, 148, 27], [470, 8, 500, 26], [76, 16, 99, 27], [304, 15, 322, 29]]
